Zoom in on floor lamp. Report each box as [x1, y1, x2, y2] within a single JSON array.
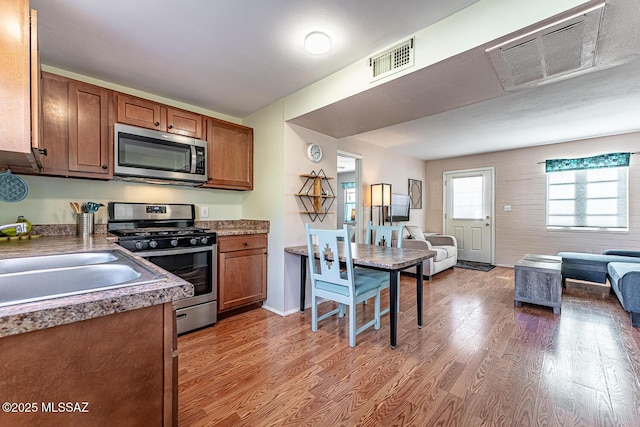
[[370, 183, 391, 226]]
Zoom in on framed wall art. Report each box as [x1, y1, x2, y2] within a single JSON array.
[[408, 178, 422, 209]]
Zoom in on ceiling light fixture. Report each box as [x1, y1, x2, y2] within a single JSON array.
[[305, 31, 331, 55]]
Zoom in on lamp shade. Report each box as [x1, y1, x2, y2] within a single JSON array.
[[371, 183, 391, 206]]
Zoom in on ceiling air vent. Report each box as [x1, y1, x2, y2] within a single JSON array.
[[486, 3, 604, 91], [369, 38, 414, 81]]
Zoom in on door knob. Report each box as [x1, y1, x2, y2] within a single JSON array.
[[485, 223, 490, 226]]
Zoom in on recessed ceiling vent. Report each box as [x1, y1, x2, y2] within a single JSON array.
[[369, 38, 414, 81], [487, 3, 605, 91]]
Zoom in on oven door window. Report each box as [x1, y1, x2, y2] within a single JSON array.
[[118, 133, 191, 173], [146, 251, 211, 296]]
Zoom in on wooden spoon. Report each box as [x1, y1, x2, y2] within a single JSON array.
[[70, 202, 81, 214]]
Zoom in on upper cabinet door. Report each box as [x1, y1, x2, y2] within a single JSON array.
[[0, 0, 40, 171], [203, 119, 253, 190], [40, 73, 112, 179], [68, 81, 111, 175], [30, 8, 41, 162], [167, 107, 202, 139], [116, 95, 203, 139], [117, 94, 165, 131]]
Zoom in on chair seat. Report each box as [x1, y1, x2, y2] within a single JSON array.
[[316, 271, 384, 296]]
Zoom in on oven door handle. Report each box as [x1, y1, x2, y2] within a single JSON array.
[[136, 245, 215, 258]]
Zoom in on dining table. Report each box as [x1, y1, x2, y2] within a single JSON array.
[[284, 242, 436, 349]]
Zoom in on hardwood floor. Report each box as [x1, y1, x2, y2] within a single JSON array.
[[178, 266, 640, 426]]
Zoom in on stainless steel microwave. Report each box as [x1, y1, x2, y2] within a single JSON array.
[[114, 123, 207, 185]]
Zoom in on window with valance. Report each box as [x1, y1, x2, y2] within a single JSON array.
[[545, 152, 629, 230]]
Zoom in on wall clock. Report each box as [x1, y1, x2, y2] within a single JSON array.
[[306, 143, 323, 163]]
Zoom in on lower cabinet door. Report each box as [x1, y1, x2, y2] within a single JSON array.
[[218, 247, 267, 312]]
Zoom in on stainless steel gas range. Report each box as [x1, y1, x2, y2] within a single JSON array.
[[108, 202, 217, 334]]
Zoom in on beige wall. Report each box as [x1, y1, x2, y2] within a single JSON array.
[[282, 123, 339, 314], [1, 175, 242, 225], [338, 135, 427, 240], [425, 132, 640, 267], [244, 101, 286, 314], [0, 69, 247, 227]]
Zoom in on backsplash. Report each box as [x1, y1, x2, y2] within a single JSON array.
[[30, 220, 269, 236]]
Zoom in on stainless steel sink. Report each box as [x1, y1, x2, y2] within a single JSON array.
[[0, 250, 164, 307], [0, 251, 118, 274]]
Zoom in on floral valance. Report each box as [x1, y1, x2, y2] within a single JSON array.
[[545, 152, 630, 173]]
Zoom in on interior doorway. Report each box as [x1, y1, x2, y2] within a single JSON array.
[[444, 168, 494, 263], [337, 151, 362, 242]]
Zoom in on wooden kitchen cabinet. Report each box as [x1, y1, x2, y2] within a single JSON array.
[[0, 0, 42, 172], [203, 118, 254, 190], [0, 303, 178, 426], [218, 234, 267, 312], [167, 106, 203, 138], [40, 72, 112, 178], [117, 94, 203, 139]]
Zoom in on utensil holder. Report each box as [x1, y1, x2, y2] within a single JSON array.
[[76, 213, 94, 236]]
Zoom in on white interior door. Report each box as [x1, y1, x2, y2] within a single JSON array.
[[444, 168, 493, 263]]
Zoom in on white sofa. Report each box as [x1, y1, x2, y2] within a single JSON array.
[[401, 226, 458, 279]]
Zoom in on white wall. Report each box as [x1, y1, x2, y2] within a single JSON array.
[[282, 0, 587, 121], [425, 132, 640, 267]]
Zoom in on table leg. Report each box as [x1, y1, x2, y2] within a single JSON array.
[[389, 270, 398, 349], [416, 261, 423, 328], [300, 255, 307, 312]]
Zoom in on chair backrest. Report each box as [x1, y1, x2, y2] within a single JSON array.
[[305, 224, 354, 292], [365, 221, 404, 248]]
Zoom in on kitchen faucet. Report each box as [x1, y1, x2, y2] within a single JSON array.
[[0, 223, 28, 234]]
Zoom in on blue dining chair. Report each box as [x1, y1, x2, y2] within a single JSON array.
[[305, 224, 385, 347], [357, 221, 404, 315]]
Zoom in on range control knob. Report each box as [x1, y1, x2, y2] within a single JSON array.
[[170, 239, 179, 247], [200, 236, 208, 244], [149, 240, 158, 249], [134, 241, 144, 250], [190, 238, 198, 245]]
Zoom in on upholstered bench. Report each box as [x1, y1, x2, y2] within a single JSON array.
[[557, 251, 640, 284], [558, 250, 640, 327], [608, 263, 640, 327]]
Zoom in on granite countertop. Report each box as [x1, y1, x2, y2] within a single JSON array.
[[195, 219, 270, 236], [0, 219, 270, 338], [285, 243, 436, 270], [0, 235, 194, 338]]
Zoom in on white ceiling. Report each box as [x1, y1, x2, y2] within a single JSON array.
[[31, 0, 640, 161], [31, 0, 477, 118]]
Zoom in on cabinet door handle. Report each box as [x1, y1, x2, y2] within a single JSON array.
[[154, 121, 160, 126], [168, 124, 174, 129], [102, 165, 108, 170], [244, 242, 248, 246]]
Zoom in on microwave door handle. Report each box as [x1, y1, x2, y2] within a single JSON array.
[[190, 145, 197, 174]]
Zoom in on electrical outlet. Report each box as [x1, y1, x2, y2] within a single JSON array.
[[200, 207, 209, 218], [504, 205, 512, 212]]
